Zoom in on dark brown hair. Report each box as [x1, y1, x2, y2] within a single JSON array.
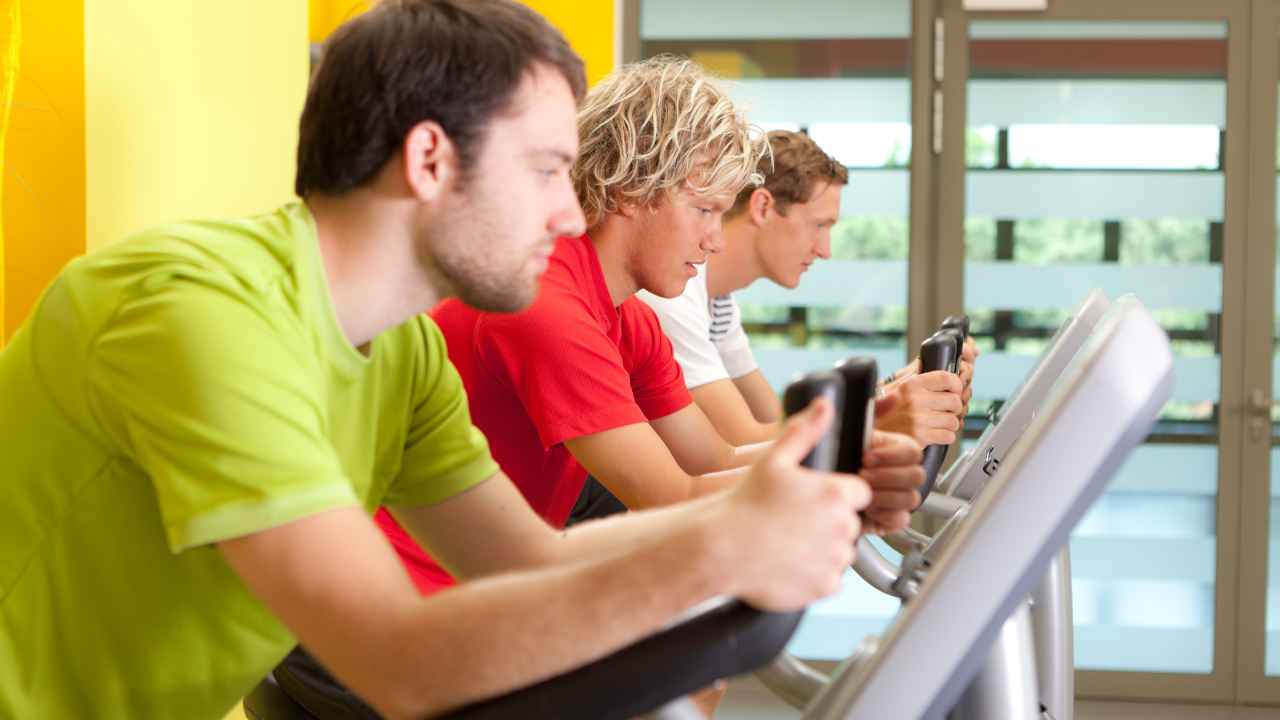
[[727, 130, 848, 218], [295, 0, 586, 197]]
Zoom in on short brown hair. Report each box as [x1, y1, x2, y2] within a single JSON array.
[[572, 56, 767, 228], [727, 130, 848, 218], [295, 0, 586, 197]]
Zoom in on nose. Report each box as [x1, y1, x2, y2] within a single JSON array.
[[552, 181, 587, 239], [815, 230, 832, 260], [703, 224, 726, 255]]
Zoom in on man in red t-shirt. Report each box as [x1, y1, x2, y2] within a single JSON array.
[[377, 56, 925, 595]]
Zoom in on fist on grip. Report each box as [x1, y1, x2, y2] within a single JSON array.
[[918, 328, 963, 502]]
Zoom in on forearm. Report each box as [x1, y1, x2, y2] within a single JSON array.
[[386, 518, 731, 717], [727, 440, 770, 468], [689, 436, 771, 475], [733, 373, 783, 424], [701, 406, 779, 446], [743, 391, 782, 424], [554, 490, 729, 561], [593, 462, 747, 514]]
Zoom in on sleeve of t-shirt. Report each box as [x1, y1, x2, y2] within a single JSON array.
[[623, 301, 694, 421], [637, 289, 731, 390], [473, 300, 649, 449], [87, 276, 357, 554], [384, 316, 500, 508], [711, 293, 759, 380]]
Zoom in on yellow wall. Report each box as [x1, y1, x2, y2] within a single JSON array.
[[2, 0, 307, 339], [523, 0, 615, 87], [309, 0, 370, 43], [84, 1, 308, 251], [308, 0, 615, 85], [1, 0, 615, 341], [0, 0, 12, 342], [1, 0, 84, 343]]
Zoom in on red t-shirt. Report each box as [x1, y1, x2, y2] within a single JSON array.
[[377, 234, 693, 594]]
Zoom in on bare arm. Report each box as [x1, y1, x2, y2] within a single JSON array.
[[221, 400, 873, 719], [731, 369, 783, 424], [388, 470, 727, 580], [548, 402, 769, 511], [220, 504, 729, 719], [396, 428, 923, 581], [649, 402, 770, 474], [690, 377, 781, 445], [563, 418, 747, 509]]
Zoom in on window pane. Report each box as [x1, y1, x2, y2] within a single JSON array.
[[964, 20, 1227, 674]]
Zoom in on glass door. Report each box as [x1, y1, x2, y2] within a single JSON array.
[[941, 0, 1250, 702], [1239, 0, 1280, 704]]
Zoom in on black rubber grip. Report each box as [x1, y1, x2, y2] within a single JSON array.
[[918, 330, 961, 501], [833, 357, 878, 475], [443, 372, 848, 720], [782, 370, 845, 473], [443, 600, 805, 720], [940, 314, 970, 342]]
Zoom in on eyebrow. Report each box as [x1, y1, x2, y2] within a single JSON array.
[[529, 149, 576, 165], [699, 194, 736, 212]]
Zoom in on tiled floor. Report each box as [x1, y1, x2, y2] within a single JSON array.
[[717, 675, 1280, 719]]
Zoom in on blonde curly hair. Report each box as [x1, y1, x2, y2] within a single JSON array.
[[572, 55, 768, 228]]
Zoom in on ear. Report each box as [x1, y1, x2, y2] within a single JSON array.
[[748, 187, 774, 226], [614, 195, 640, 219], [401, 120, 459, 203]]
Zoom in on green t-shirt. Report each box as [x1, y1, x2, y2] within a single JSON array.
[[0, 202, 499, 718]]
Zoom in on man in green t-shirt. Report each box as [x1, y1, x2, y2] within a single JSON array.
[[0, 1, 923, 718]]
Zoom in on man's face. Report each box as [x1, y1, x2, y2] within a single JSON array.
[[758, 181, 841, 289], [630, 186, 735, 299], [426, 63, 585, 312]]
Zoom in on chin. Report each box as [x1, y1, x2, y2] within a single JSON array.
[[647, 277, 690, 300], [461, 281, 539, 314], [770, 271, 802, 290]]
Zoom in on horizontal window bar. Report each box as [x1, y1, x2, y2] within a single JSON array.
[[966, 261, 1221, 312], [968, 170, 1223, 220], [642, 0, 909, 40]]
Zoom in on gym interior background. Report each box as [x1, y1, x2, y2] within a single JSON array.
[[4, 0, 1280, 716]]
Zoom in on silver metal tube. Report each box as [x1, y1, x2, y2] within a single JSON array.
[[882, 530, 918, 557], [1031, 548, 1075, 720], [755, 652, 830, 710], [851, 537, 902, 597], [919, 491, 966, 519], [949, 603, 1041, 720], [900, 526, 933, 547]]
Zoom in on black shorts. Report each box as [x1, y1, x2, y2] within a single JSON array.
[[566, 475, 627, 525], [271, 645, 381, 719]]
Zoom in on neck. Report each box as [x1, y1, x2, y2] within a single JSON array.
[[307, 191, 443, 347], [707, 214, 765, 297], [589, 214, 642, 306]]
